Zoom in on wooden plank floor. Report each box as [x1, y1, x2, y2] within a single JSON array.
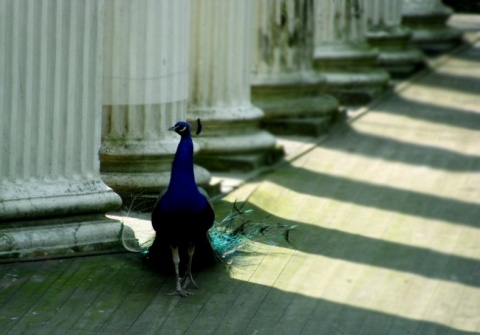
[[2, 20, 480, 335]]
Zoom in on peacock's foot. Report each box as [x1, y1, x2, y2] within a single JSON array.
[[167, 288, 194, 297], [181, 274, 199, 290]]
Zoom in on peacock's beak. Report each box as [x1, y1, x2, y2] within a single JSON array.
[[168, 125, 176, 131]]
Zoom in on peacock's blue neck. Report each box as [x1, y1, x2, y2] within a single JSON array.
[[169, 136, 196, 191], [162, 131, 209, 212]]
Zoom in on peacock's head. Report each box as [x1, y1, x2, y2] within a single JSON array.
[[169, 119, 203, 137], [169, 121, 191, 138]]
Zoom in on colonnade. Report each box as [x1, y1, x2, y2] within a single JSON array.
[[0, 0, 459, 258]]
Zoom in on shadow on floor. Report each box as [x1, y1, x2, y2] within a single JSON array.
[[0, 252, 476, 335]]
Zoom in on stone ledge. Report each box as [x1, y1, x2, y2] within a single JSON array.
[[0, 216, 135, 260]]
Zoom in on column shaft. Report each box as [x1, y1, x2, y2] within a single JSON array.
[[101, 0, 211, 196], [250, 0, 340, 136], [189, 0, 280, 171], [313, 0, 390, 105]]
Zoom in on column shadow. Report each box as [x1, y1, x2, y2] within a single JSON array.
[[0, 254, 476, 335]]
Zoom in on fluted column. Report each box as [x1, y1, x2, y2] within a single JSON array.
[[366, 0, 424, 77], [250, 0, 340, 136], [0, 0, 125, 259], [188, 0, 280, 172], [313, 0, 390, 105], [402, 0, 461, 52], [101, 0, 211, 196]]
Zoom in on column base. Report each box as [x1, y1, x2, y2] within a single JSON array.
[[367, 30, 425, 78], [101, 164, 211, 194], [260, 116, 337, 137], [0, 179, 122, 221], [117, 178, 222, 213], [251, 80, 341, 136], [319, 70, 391, 106], [402, 7, 462, 53], [314, 45, 379, 69], [0, 215, 135, 260], [101, 138, 213, 197], [188, 105, 283, 172], [102, 165, 219, 212], [195, 144, 285, 172], [194, 131, 283, 172], [375, 48, 425, 78], [314, 45, 391, 105]]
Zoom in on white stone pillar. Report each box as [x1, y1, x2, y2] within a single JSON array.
[[188, 0, 280, 171], [101, 0, 211, 196], [250, 0, 340, 136], [0, 0, 126, 259], [402, 0, 461, 52], [366, 0, 424, 77], [313, 0, 390, 105]]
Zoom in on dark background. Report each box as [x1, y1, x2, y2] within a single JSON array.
[[443, 0, 480, 13]]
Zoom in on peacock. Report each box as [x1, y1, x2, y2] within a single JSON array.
[[146, 120, 215, 297], [135, 119, 295, 297]]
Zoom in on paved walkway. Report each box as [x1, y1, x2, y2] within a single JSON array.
[[1, 17, 480, 335]]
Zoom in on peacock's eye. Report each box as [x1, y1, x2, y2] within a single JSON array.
[[178, 126, 186, 132]]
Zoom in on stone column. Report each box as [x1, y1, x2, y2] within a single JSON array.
[[0, 0, 126, 259], [101, 0, 211, 197], [188, 0, 280, 172], [402, 0, 462, 52], [250, 0, 340, 136], [313, 0, 390, 105], [366, 0, 424, 77]]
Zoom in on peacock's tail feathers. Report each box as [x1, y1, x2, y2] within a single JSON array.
[[120, 200, 296, 271], [208, 201, 296, 267]]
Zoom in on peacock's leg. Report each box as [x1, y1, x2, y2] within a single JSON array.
[[167, 245, 193, 297], [182, 243, 199, 289]]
